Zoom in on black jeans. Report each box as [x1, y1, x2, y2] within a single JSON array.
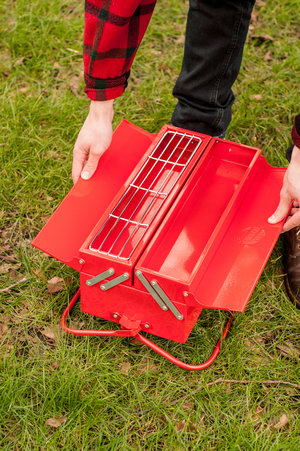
[[171, 0, 256, 137]]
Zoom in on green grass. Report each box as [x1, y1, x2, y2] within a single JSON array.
[[0, 0, 299, 449]]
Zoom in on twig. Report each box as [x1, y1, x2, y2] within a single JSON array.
[[0, 277, 28, 293], [206, 378, 300, 389]]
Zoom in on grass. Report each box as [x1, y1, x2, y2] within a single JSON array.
[[0, 0, 299, 449]]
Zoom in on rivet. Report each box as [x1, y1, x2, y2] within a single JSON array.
[[135, 270, 141, 276], [112, 313, 118, 319], [109, 268, 114, 275], [151, 280, 157, 286], [100, 285, 106, 290], [123, 273, 129, 279], [183, 291, 188, 297], [177, 315, 183, 320], [144, 323, 150, 329], [86, 281, 91, 286], [79, 259, 85, 265], [162, 306, 168, 311]]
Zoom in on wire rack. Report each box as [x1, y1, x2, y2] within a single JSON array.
[[89, 130, 202, 259]]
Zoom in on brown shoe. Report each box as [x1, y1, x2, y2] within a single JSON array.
[[283, 226, 300, 308]]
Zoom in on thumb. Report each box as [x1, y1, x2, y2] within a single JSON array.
[[268, 194, 291, 224]]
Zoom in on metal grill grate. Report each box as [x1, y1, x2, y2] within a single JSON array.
[[89, 130, 202, 259]]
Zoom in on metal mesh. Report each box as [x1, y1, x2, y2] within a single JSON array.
[[89, 130, 202, 259]]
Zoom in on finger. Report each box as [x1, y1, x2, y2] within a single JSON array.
[[81, 148, 104, 180], [282, 211, 300, 232], [72, 146, 87, 184], [268, 193, 291, 224], [290, 207, 300, 215]]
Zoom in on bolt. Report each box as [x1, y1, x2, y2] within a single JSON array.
[[151, 280, 157, 286], [183, 291, 188, 297], [177, 315, 183, 321], [86, 281, 91, 286], [100, 285, 106, 290], [123, 273, 129, 279], [144, 323, 150, 329], [162, 306, 168, 311], [109, 268, 114, 275], [135, 270, 141, 276], [79, 259, 85, 265]]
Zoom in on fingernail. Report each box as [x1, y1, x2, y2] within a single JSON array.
[[81, 171, 90, 180], [268, 215, 276, 223]]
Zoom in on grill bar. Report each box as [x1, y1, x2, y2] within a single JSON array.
[[89, 130, 202, 259], [107, 132, 187, 256]]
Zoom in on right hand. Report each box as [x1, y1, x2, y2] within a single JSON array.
[[72, 99, 114, 184]]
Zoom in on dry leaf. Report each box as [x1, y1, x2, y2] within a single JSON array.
[[51, 361, 59, 369], [47, 276, 64, 293], [251, 33, 274, 43], [131, 338, 144, 346], [137, 358, 158, 374], [276, 342, 300, 358], [273, 413, 289, 430], [15, 56, 25, 65], [250, 94, 262, 100], [183, 402, 194, 410], [41, 326, 56, 341], [176, 420, 186, 431], [264, 50, 273, 61], [46, 417, 67, 428], [0, 323, 8, 336], [120, 361, 131, 375]]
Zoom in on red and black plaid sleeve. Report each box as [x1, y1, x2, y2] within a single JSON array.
[[292, 114, 300, 149], [84, 0, 157, 101]]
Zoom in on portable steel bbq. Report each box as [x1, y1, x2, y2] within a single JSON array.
[[32, 120, 285, 370]]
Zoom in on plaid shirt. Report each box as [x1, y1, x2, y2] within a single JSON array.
[[84, 0, 157, 101]]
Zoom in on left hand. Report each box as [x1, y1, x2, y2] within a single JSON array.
[[268, 145, 300, 232]]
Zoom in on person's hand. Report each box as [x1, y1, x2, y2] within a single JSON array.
[[268, 145, 300, 232], [72, 99, 114, 184]]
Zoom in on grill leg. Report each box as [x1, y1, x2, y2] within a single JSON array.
[[61, 289, 234, 370], [134, 315, 234, 371], [61, 289, 141, 337]]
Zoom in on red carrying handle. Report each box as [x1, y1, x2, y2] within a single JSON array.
[[61, 289, 234, 370]]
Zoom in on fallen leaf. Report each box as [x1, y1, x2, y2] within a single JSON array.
[[0, 323, 8, 336], [51, 361, 59, 369], [15, 56, 25, 65], [137, 358, 158, 374], [276, 342, 300, 358], [264, 50, 273, 61], [47, 276, 65, 293], [273, 413, 289, 430], [250, 94, 262, 100], [183, 402, 194, 410], [251, 33, 274, 43], [130, 338, 144, 346], [41, 326, 60, 341], [176, 420, 186, 431], [46, 417, 67, 428], [120, 361, 131, 375]]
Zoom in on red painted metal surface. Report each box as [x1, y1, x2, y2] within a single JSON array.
[[33, 120, 286, 369]]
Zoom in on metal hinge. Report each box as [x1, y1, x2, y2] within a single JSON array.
[[135, 270, 183, 320]]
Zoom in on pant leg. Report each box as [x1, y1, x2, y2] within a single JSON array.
[[171, 0, 256, 136]]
